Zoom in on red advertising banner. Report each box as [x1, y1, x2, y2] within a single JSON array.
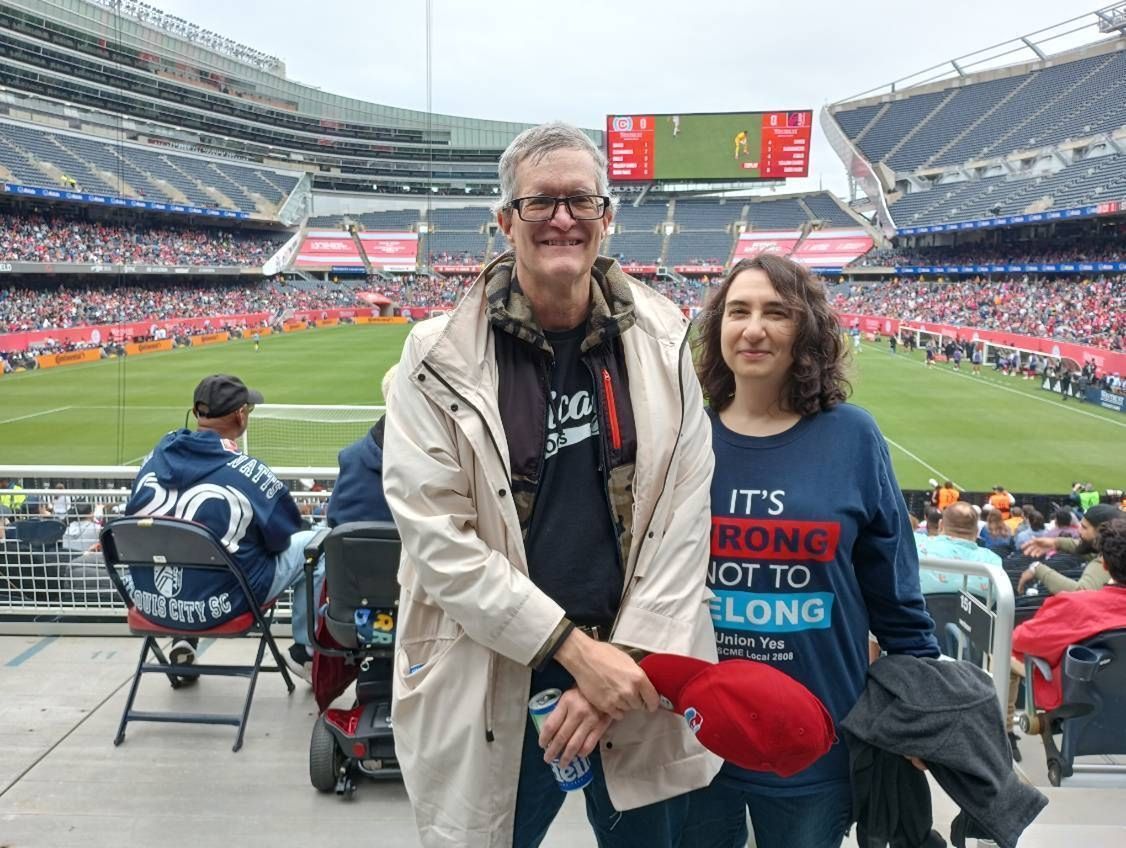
[[791, 229, 874, 269], [0, 312, 271, 353], [673, 264, 725, 275], [432, 264, 482, 274], [733, 231, 802, 260], [0, 308, 379, 352], [835, 312, 1126, 374], [620, 263, 659, 276], [358, 232, 418, 270], [294, 231, 365, 269]]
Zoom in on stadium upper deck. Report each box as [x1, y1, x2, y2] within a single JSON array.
[[824, 9, 1126, 233], [0, 0, 551, 200]]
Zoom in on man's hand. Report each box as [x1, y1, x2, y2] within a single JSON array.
[[1017, 563, 1042, 593], [554, 630, 659, 720], [906, 756, 927, 772], [537, 688, 612, 769], [1022, 537, 1056, 557]]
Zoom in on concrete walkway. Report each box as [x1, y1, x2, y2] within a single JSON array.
[[1, 635, 1123, 847]]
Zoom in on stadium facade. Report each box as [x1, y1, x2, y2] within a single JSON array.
[[0, 0, 548, 212]]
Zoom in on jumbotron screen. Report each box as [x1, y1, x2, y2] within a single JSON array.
[[605, 111, 812, 182]]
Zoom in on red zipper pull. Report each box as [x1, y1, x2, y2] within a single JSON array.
[[602, 368, 622, 451]]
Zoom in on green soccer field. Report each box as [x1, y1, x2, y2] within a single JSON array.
[[1, 327, 1123, 492], [653, 113, 763, 181], [0, 324, 413, 467]]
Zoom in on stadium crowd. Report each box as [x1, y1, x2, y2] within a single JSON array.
[[834, 276, 1124, 350], [851, 236, 1125, 268], [0, 281, 364, 333], [0, 213, 288, 267]]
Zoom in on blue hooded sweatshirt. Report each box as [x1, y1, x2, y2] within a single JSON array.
[[326, 417, 393, 527], [124, 429, 302, 629]]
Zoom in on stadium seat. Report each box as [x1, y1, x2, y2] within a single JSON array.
[[12, 519, 66, 547], [99, 516, 295, 752], [1020, 628, 1126, 786]]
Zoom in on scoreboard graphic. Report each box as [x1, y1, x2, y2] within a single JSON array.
[[606, 111, 812, 182]]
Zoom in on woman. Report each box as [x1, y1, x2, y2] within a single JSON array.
[[979, 508, 1015, 555], [679, 255, 939, 848]]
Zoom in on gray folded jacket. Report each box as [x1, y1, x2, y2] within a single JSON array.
[[842, 654, 1047, 848]]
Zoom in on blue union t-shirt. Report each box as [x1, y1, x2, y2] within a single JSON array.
[[707, 403, 939, 795]]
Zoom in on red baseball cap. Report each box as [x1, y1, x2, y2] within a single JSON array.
[[640, 654, 835, 777]]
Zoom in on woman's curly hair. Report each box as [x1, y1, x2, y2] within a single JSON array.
[[694, 254, 850, 415]]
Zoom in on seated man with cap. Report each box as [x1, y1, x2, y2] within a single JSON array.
[[124, 374, 319, 681]]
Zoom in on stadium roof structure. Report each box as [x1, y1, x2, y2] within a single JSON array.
[[822, 4, 1126, 235]]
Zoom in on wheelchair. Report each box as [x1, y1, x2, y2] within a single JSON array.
[[302, 521, 401, 797]]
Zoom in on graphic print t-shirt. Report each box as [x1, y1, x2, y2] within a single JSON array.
[[524, 325, 621, 625], [707, 404, 938, 795]]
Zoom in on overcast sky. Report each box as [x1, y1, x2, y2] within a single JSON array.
[[149, 0, 1103, 198]]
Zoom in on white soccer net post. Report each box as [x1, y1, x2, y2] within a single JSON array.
[[242, 404, 385, 467]]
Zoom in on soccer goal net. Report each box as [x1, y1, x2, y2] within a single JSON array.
[[242, 404, 385, 467]]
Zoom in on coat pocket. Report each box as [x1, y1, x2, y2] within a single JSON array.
[[393, 586, 463, 695], [394, 634, 459, 694]]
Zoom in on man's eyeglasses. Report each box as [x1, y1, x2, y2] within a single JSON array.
[[508, 194, 610, 222]]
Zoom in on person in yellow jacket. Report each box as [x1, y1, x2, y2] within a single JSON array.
[[0, 477, 26, 512]]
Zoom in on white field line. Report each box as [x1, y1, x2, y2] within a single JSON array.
[[0, 406, 72, 425], [881, 435, 962, 491], [862, 343, 1126, 430]]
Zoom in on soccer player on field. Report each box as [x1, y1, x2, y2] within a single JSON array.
[[734, 129, 749, 159]]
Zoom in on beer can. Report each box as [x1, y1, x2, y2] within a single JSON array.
[[528, 688, 594, 792]]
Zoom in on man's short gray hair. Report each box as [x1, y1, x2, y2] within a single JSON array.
[[492, 121, 618, 216]]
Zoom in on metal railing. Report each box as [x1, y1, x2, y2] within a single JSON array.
[[1, 473, 334, 635], [918, 555, 1016, 711]]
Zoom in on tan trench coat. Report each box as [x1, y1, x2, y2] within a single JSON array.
[[382, 256, 721, 847]]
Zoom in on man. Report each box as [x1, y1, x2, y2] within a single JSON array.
[[971, 346, 982, 375], [124, 375, 318, 681], [989, 485, 1014, 521], [915, 502, 1000, 597], [0, 477, 26, 513], [916, 506, 942, 537], [324, 365, 396, 528], [733, 129, 749, 159], [1008, 517, 1126, 753], [1019, 504, 1124, 595], [61, 502, 100, 553], [936, 480, 959, 511], [382, 122, 719, 847]]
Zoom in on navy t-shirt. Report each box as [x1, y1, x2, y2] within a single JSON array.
[[524, 325, 621, 626], [708, 404, 939, 795]]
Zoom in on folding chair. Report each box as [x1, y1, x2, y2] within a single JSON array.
[[100, 516, 295, 752], [1020, 628, 1126, 785]]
